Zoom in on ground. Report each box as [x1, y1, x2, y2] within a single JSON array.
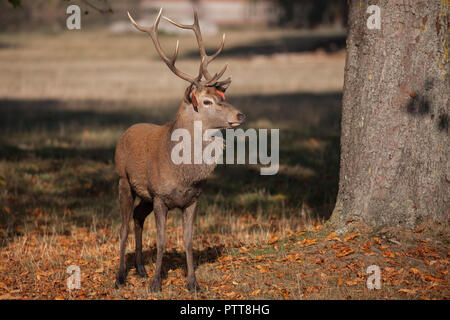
[[0, 28, 448, 300]]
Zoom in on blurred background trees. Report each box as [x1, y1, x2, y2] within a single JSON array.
[[1, 0, 349, 32], [276, 0, 348, 28]]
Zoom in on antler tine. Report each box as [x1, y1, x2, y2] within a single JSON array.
[[128, 9, 196, 83], [127, 10, 155, 33], [208, 34, 225, 63], [171, 40, 179, 64], [206, 63, 228, 85], [196, 57, 206, 83], [163, 9, 227, 84]]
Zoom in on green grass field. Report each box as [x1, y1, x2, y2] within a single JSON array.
[[0, 28, 447, 300]]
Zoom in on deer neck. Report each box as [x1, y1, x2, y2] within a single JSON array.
[[167, 101, 221, 186]]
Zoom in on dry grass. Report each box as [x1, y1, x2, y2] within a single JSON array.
[[0, 28, 448, 300]]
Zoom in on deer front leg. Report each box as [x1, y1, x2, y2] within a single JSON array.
[[115, 178, 135, 288], [133, 200, 153, 278], [183, 201, 200, 292], [149, 197, 168, 292]]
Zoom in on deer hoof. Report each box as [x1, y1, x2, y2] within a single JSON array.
[[115, 273, 127, 288], [136, 266, 148, 278], [187, 279, 201, 292], [149, 277, 162, 292]]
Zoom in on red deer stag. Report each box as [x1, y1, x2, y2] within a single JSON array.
[[115, 8, 245, 292]]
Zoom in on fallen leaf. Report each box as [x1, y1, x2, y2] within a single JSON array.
[[383, 250, 395, 258], [267, 236, 278, 245], [409, 267, 421, 276], [345, 218, 355, 225], [398, 289, 416, 295], [346, 279, 358, 286], [0, 282, 9, 292], [299, 238, 317, 247], [326, 232, 339, 241], [337, 249, 355, 257], [344, 234, 358, 242], [413, 227, 424, 233], [250, 289, 261, 296]]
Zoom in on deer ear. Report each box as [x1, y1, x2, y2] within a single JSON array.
[[184, 86, 192, 103], [190, 92, 198, 108], [184, 86, 199, 111], [215, 78, 231, 93]]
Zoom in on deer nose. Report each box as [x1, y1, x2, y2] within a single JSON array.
[[237, 113, 246, 122]]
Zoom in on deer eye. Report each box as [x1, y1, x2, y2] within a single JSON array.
[[203, 99, 213, 106]]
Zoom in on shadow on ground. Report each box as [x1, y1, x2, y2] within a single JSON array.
[[124, 244, 225, 279], [183, 33, 346, 59], [0, 91, 341, 239]]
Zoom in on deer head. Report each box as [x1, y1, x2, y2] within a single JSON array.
[[127, 8, 245, 130]]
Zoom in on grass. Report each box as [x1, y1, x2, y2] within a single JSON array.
[[0, 28, 448, 300]]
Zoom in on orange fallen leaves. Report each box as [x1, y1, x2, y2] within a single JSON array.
[[256, 265, 269, 273], [313, 224, 322, 231], [337, 248, 355, 257], [249, 289, 261, 296], [422, 274, 443, 283], [398, 288, 417, 295], [267, 236, 278, 245], [239, 247, 250, 253], [0, 282, 9, 293], [303, 286, 321, 294], [298, 238, 317, 247], [225, 291, 241, 299], [409, 267, 422, 276], [345, 218, 356, 225], [326, 232, 339, 241], [344, 233, 359, 242], [283, 253, 302, 263], [345, 279, 358, 286]]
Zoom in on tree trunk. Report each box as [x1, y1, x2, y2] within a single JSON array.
[[330, 0, 449, 230]]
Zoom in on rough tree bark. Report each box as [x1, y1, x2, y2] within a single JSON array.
[[330, 0, 449, 230]]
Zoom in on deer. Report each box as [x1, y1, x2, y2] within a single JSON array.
[[114, 8, 245, 292]]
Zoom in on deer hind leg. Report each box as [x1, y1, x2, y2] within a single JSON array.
[[133, 200, 153, 278], [115, 178, 135, 288], [149, 197, 168, 292]]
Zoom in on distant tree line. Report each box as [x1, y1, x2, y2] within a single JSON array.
[[276, 0, 348, 28], [1, 0, 349, 31], [0, 0, 127, 32]]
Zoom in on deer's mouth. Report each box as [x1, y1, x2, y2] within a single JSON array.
[[228, 121, 242, 128]]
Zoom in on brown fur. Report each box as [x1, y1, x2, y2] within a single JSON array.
[[114, 86, 245, 292]]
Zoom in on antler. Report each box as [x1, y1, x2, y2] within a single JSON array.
[[128, 9, 200, 84], [162, 9, 230, 86]]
